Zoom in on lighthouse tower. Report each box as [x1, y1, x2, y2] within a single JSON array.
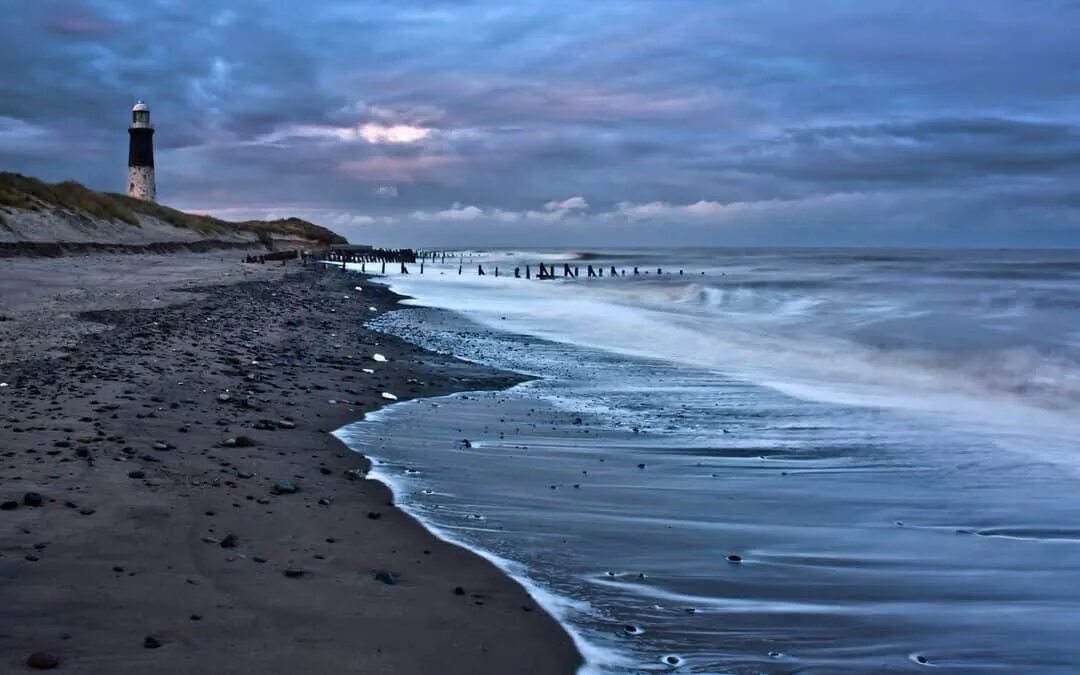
[[127, 101, 156, 201]]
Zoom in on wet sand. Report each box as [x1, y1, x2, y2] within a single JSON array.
[[0, 253, 581, 673]]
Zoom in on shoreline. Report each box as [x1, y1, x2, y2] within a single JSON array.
[[0, 253, 582, 673]]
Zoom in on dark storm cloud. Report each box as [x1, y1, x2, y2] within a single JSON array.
[[717, 118, 1080, 190], [1, 0, 1079, 245]]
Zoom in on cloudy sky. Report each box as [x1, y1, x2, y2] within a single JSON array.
[[2, 0, 1079, 247]]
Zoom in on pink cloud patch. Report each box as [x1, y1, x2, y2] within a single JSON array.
[[45, 3, 116, 37], [338, 155, 461, 183]]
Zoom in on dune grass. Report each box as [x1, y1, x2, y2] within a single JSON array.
[[0, 172, 346, 245]]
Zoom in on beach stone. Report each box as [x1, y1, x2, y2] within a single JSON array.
[[143, 636, 162, 649], [219, 534, 238, 549], [23, 492, 44, 507], [272, 480, 298, 495], [26, 651, 60, 669], [216, 394, 232, 403], [453, 586, 465, 595], [283, 568, 305, 578], [128, 470, 146, 479], [727, 554, 742, 563], [223, 436, 256, 448], [278, 420, 296, 429], [2, 500, 19, 511], [374, 570, 397, 585]]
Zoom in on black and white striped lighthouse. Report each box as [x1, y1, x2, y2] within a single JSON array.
[[127, 100, 156, 201]]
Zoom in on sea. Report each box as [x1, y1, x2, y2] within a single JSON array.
[[333, 248, 1080, 674]]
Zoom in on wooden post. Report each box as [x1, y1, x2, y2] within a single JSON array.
[[634, 266, 640, 275], [610, 266, 617, 277], [587, 265, 596, 278], [401, 262, 409, 274], [495, 267, 499, 277], [515, 267, 521, 278], [564, 264, 572, 278], [381, 261, 386, 274], [478, 265, 485, 276], [657, 268, 662, 275], [526, 265, 531, 279], [420, 261, 425, 274]]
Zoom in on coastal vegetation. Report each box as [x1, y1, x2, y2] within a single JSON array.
[[0, 171, 346, 246]]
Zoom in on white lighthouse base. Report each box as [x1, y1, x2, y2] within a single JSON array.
[[128, 166, 156, 202]]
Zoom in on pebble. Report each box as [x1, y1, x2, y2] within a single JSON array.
[[727, 554, 742, 563], [284, 568, 305, 578], [23, 492, 44, 507], [26, 651, 60, 669], [2, 500, 20, 511], [219, 534, 238, 549], [374, 570, 397, 585], [272, 480, 299, 494], [128, 470, 146, 479], [143, 636, 162, 649]]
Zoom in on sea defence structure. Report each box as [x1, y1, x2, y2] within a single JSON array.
[[128, 101, 155, 201], [316, 248, 689, 279]]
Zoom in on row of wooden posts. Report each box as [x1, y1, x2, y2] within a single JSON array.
[[322, 248, 419, 264], [331, 256, 681, 279]]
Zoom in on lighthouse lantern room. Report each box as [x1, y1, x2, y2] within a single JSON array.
[[127, 100, 156, 201]]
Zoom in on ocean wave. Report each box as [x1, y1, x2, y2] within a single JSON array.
[[379, 249, 1080, 465]]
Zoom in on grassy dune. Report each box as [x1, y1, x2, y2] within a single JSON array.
[[0, 172, 347, 246]]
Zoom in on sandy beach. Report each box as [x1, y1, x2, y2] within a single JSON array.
[[0, 252, 581, 673]]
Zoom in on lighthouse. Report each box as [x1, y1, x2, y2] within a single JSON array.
[[127, 101, 156, 201]]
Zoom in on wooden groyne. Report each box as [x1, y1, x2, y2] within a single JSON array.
[[319, 246, 418, 265], [318, 248, 692, 281]]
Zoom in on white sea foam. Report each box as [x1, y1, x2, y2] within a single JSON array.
[[333, 416, 637, 674], [363, 258, 1080, 469]]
